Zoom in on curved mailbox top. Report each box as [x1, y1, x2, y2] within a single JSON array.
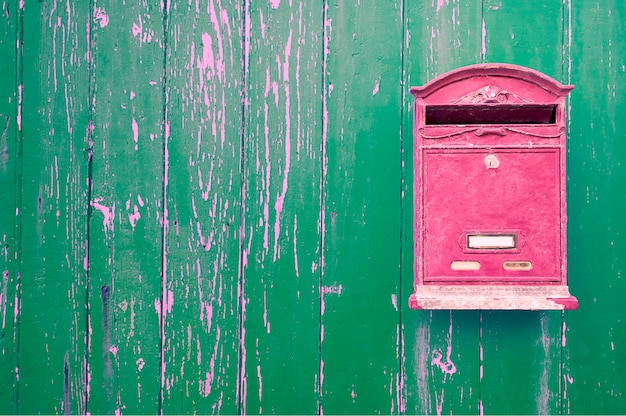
[[410, 63, 574, 104]]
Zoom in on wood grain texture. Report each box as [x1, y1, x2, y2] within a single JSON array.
[[162, 0, 242, 413], [240, 1, 322, 413], [87, 0, 164, 413], [402, 2, 482, 414], [483, 1, 564, 80], [1, 1, 626, 414], [18, 1, 90, 413], [479, 2, 565, 414], [566, 0, 626, 413], [0, 0, 19, 412], [321, 1, 403, 413]]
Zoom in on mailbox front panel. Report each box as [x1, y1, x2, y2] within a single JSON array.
[[420, 148, 562, 282], [409, 64, 577, 310]]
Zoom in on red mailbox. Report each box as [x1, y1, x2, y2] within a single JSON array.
[[408, 64, 578, 310]]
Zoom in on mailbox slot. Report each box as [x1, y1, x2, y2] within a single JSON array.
[[425, 104, 557, 125], [466, 234, 517, 250], [409, 63, 578, 310]]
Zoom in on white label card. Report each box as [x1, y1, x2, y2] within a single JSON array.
[[467, 234, 516, 249]]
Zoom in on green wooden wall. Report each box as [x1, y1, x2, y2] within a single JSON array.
[[0, 0, 625, 414]]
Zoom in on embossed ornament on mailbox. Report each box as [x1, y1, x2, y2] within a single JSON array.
[[409, 64, 578, 310]]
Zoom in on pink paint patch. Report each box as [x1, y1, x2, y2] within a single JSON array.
[[91, 199, 115, 233], [109, 345, 118, 357], [165, 289, 174, 315], [321, 284, 343, 295], [132, 117, 139, 145], [154, 298, 162, 321], [128, 205, 141, 228], [204, 371, 212, 397], [372, 81, 380, 96], [481, 19, 486, 57], [17, 85, 22, 131], [270, 0, 280, 9], [198, 32, 216, 86], [260, 10, 266, 39], [93, 7, 109, 28]]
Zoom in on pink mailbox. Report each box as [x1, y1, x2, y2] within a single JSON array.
[[408, 64, 578, 310]]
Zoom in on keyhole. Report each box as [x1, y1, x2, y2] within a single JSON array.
[[484, 154, 500, 169]]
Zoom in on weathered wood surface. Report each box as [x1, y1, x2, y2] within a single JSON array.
[[321, 1, 403, 413], [18, 2, 90, 413], [402, 3, 482, 414], [0, 1, 19, 413], [163, 0, 242, 413], [1, 0, 625, 414], [241, 1, 322, 414], [566, 1, 626, 413], [87, 1, 165, 413], [478, 2, 565, 415]]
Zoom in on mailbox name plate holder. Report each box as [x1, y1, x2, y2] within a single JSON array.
[[409, 64, 578, 310]]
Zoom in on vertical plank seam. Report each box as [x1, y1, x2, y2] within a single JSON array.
[[237, 0, 251, 413], [480, 0, 486, 64], [83, 0, 96, 412], [398, 0, 407, 413], [13, 1, 24, 412], [159, 1, 171, 414], [559, 2, 566, 412], [561, 1, 573, 414], [318, 1, 329, 414]]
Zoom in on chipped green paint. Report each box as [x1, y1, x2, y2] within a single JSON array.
[[0, 1, 19, 413], [241, 1, 322, 414], [321, 1, 402, 413], [566, 2, 626, 413], [401, 2, 482, 414], [18, 1, 90, 413], [0, 0, 625, 414], [479, 2, 566, 414], [162, 0, 242, 413], [88, 1, 164, 414]]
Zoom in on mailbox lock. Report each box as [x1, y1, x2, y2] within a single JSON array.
[[484, 154, 500, 169]]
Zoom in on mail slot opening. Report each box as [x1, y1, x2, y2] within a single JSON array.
[[425, 104, 557, 125], [467, 234, 517, 250]]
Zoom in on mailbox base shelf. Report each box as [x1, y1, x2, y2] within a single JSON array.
[[409, 285, 578, 310]]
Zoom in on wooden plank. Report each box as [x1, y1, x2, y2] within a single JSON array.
[[87, 1, 164, 413], [483, 1, 564, 80], [481, 311, 563, 414], [240, 1, 322, 413], [17, 1, 90, 413], [0, 1, 19, 412], [402, 1, 482, 414], [161, 0, 242, 413], [320, 1, 403, 413], [479, 2, 566, 414], [564, 1, 626, 413]]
